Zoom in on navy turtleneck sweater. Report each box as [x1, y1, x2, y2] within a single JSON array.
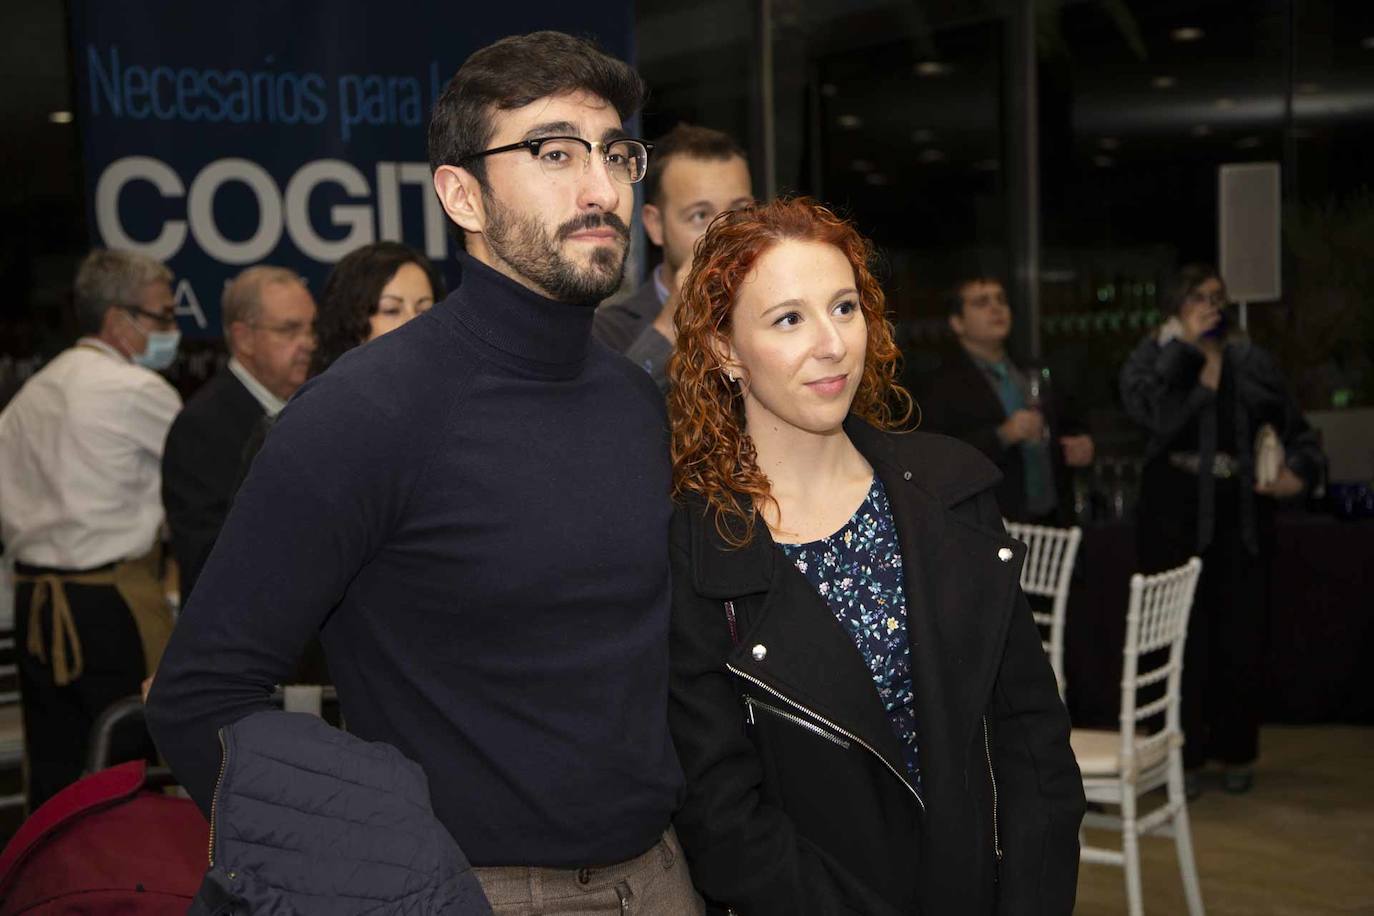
[[147, 252, 684, 867]]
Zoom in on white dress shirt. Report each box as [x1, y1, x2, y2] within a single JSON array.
[[0, 338, 182, 569], [228, 357, 285, 417]]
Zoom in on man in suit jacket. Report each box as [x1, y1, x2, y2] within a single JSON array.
[[592, 123, 752, 391], [162, 267, 316, 600], [914, 277, 1095, 523]]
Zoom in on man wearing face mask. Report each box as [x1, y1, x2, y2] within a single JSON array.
[[0, 248, 182, 808]]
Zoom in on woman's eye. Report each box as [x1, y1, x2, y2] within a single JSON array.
[[379, 307, 402, 317], [835, 300, 858, 316], [773, 311, 802, 327]]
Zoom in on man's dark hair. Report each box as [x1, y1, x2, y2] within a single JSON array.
[[642, 123, 747, 208], [311, 241, 445, 377], [943, 276, 1004, 318], [427, 31, 647, 188], [1161, 263, 1224, 316]]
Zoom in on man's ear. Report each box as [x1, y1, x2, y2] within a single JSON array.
[[948, 313, 965, 338], [641, 202, 665, 248], [227, 321, 254, 358], [433, 165, 486, 235]]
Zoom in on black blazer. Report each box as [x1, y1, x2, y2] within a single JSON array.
[[162, 366, 265, 601], [668, 420, 1084, 916]]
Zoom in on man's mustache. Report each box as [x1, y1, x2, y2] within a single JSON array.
[[557, 213, 630, 242]]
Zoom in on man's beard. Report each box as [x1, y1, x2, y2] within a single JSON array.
[[483, 195, 629, 305]]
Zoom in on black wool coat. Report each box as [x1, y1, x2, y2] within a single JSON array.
[[162, 366, 265, 601], [668, 420, 1085, 916]]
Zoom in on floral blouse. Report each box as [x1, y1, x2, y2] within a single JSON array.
[[778, 476, 920, 788]]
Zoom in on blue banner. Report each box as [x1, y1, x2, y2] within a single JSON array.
[[71, 1, 633, 337]]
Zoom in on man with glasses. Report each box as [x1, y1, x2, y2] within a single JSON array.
[[0, 248, 182, 808], [162, 266, 316, 602], [149, 31, 703, 913]]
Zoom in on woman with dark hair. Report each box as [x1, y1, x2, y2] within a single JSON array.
[[1120, 264, 1323, 797], [311, 240, 445, 376], [665, 197, 1084, 915]]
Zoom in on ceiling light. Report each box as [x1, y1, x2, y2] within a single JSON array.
[[1098, 137, 1120, 150], [1190, 125, 1212, 137], [1171, 27, 1205, 42], [851, 159, 874, 172], [1235, 136, 1263, 150], [48, 110, 73, 124], [865, 173, 889, 186], [1361, 36, 1374, 50], [836, 114, 863, 129], [1296, 82, 1321, 94], [1152, 76, 1177, 89], [820, 83, 838, 98], [914, 61, 951, 77], [1093, 155, 1114, 168], [1215, 97, 1237, 110], [918, 149, 946, 164], [910, 128, 934, 144]]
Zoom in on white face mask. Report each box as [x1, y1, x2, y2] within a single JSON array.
[[121, 309, 181, 370]]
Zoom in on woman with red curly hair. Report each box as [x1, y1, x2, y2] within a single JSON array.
[[665, 197, 1084, 915]]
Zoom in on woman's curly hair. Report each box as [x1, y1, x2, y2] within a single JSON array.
[[667, 196, 913, 546], [310, 241, 445, 377]]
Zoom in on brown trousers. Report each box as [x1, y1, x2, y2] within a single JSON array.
[[473, 827, 704, 916]]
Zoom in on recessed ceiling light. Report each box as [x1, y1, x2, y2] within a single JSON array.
[[865, 173, 890, 186], [1093, 155, 1114, 168], [1361, 36, 1374, 50], [837, 114, 863, 129], [914, 61, 951, 77], [1152, 76, 1177, 89], [821, 83, 838, 98], [1171, 27, 1205, 42], [1098, 137, 1120, 150], [48, 110, 73, 124], [1235, 136, 1263, 150], [1190, 125, 1212, 137], [1215, 97, 1237, 110], [910, 128, 934, 144], [851, 159, 874, 172], [918, 148, 946, 164]]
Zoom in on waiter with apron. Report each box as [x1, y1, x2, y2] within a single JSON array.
[[0, 248, 182, 809]]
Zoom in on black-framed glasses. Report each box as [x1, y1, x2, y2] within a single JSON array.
[[122, 305, 177, 329], [459, 136, 653, 185]]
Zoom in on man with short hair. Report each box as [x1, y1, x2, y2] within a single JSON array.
[[162, 266, 316, 601], [916, 276, 1095, 524], [593, 123, 752, 390], [148, 31, 701, 914], [0, 248, 182, 807]]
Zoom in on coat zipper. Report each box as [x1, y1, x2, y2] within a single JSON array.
[[745, 695, 852, 749], [208, 727, 229, 867], [728, 663, 924, 812], [982, 715, 1002, 879]]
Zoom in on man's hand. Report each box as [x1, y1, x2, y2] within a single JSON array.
[[998, 409, 1045, 446], [141, 674, 155, 702], [1060, 434, 1095, 468], [1255, 466, 1305, 499], [650, 259, 696, 345]]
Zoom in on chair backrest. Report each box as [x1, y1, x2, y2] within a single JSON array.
[[1003, 521, 1083, 694], [1118, 557, 1204, 773], [0, 633, 25, 811]]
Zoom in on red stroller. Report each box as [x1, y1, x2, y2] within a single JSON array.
[[0, 697, 208, 914]]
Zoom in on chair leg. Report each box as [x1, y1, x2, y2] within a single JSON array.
[[1168, 756, 1206, 915], [1121, 788, 1145, 916]]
